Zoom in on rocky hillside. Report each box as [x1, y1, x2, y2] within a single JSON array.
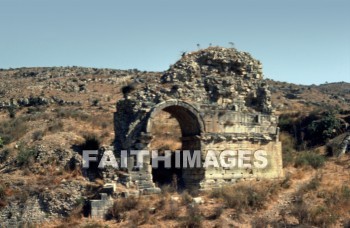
[[0, 48, 349, 227], [1, 66, 349, 114]]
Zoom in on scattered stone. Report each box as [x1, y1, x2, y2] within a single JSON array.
[[192, 197, 204, 205]]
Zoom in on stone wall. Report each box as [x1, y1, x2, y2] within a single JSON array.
[[90, 193, 113, 219], [201, 140, 283, 189], [113, 47, 283, 192]]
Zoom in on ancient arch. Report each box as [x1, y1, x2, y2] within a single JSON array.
[[146, 100, 205, 188], [113, 47, 284, 194], [146, 100, 205, 136]]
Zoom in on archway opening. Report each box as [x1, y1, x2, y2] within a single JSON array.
[[148, 104, 203, 190]]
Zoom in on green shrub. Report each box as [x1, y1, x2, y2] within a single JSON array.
[[304, 175, 321, 191], [341, 185, 350, 200], [0, 148, 10, 163], [7, 106, 16, 118], [283, 149, 294, 167], [295, 151, 325, 169], [281, 133, 296, 167], [307, 111, 342, 144], [16, 146, 38, 167], [279, 111, 345, 148], [0, 137, 3, 148]]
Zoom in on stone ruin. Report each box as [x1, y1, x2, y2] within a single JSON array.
[[113, 47, 283, 193]]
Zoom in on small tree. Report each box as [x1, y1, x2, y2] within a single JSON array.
[[7, 106, 16, 118], [307, 111, 342, 144], [0, 137, 3, 148]]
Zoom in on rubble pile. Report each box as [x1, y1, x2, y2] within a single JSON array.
[[122, 47, 273, 114]]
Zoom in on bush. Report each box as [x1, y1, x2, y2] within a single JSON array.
[[292, 199, 338, 226], [324, 185, 350, 206], [226, 186, 264, 210], [181, 191, 193, 205], [341, 185, 350, 200], [291, 200, 309, 224], [280, 133, 296, 167], [211, 181, 279, 213], [80, 134, 100, 151], [0, 148, 10, 163], [16, 146, 38, 167], [280, 174, 291, 189], [307, 111, 342, 144], [291, 181, 347, 227], [0, 137, 3, 148], [294, 151, 325, 169], [207, 207, 223, 220], [181, 205, 203, 228], [308, 206, 338, 227], [107, 197, 139, 221], [32, 130, 45, 141], [303, 175, 322, 192], [279, 111, 346, 149], [48, 120, 64, 133], [0, 118, 27, 145], [7, 106, 16, 118]]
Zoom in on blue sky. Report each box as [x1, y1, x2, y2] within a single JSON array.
[[0, 0, 349, 85]]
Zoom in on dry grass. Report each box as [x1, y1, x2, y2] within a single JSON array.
[[0, 117, 28, 144], [289, 159, 350, 227], [180, 205, 203, 228], [280, 132, 296, 167], [107, 196, 139, 221], [210, 180, 280, 213]]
